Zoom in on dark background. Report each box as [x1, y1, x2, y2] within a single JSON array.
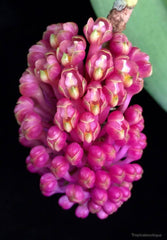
[[1, 0, 167, 239]]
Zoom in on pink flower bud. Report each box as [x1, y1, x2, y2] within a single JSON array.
[[54, 98, 79, 132], [135, 118, 145, 132], [62, 22, 78, 35], [106, 110, 129, 141], [119, 186, 131, 202], [123, 164, 137, 182], [108, 186, 123, 203], [127, 77, 144, 95], [103, 200, 118, 215], [109, 32, 132, 56], [88, 200, 101, 213], [114, 57, 140, 92], [40, 173, 58, 196], [77, 112, 100, 143], [97, 209, 109, 219], [56, 35, 86, 67], [103, 73, 127, 107], [38, 53, 61, 83], [132, 163, 143, 181], [127, 145, 143, 161], [28, 41, 48, 68], [99, 143, 115, 163], [86, 49, 113, 82], [87, 145, 106, 169], [43, 23, 63, 44], [44, 22, 78, 48], [95, 170, 111, 190], [21, 112, 43, 140], [78, 167, 96, 189], [115, 200, 123, 208], [83, 17, 112, 44], [14, 96, 34, 124], [129, 47, 152, 78], [109, 165, 125, 184], [30, 145, 49, 168], [83, 81, 108, 115], [58, 195, 74, 210], [19, 128, 41, 147], [75, 204, 89, 218], [121, 181, 133, 190], [124, 104, 143, 125], [128, 126, 141, 145], [66, 184, 85, 204], [58, 68, 87, 100], [47, 125, 67, 152], [51, 156, 69, 179], [50, 31, 73, 49], [19, 71, 41, 98], [138, 133, 147, 149], [91, 187, 108, 206], [26, 156, 38, 173], [65, 142, 84, 166]]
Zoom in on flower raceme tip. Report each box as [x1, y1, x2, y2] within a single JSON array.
[[14, 17, 152, 219]]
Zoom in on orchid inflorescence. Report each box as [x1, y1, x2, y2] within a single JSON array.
[[14, 17, 152, 219]]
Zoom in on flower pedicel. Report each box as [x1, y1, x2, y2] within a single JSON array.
[[14, 17, 152, 219]]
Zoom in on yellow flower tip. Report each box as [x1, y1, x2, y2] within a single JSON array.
[[63, 120, 72, 132], [84, 132, 93, 143], [40, 70, 49, 83], [123, 74, 133, 88], [69, 86, 79, 100], [125, 0, 138, 8], [91, 103, 100, 116]]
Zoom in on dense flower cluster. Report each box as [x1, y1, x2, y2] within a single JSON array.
[[14, 17, 152, 219]]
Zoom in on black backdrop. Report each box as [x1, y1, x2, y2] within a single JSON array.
[[1, 0, 167, 239]]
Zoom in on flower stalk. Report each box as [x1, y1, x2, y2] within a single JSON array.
[[108, 0, 138, 32]]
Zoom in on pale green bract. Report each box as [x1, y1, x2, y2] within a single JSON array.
[[90, 0, 167, 111]]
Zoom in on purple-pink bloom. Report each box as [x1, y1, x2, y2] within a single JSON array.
[[106, 110, 129, 143], [83, 81, 108, 116], [78, 167, 96, 189], [65, 184, 85, 204], [20, 112, 43, 141], [14, 17, 152, 219], [75, 204, 89, 219], [77, 112, 100, 143], [56, 35, 86, 67], [51, 156, 70, 179], [14, 96, 34, 124], [86, 49, 114, 82], [54, 98, 79, 132], [109, 165, 125, 184], [83, 17, 112, 45], [65, 142, 84, 166], [109, 32, 132, 56], [87, 145, 106, 170], [129, 47, 152, 78], [95, 170, 111, 190], [58, 68, 87, 100], [40, 173, 58, 197], [58, 195, 74, 210], [103, 72, 127, 107], [91, 187, 108, 206], [30, 145, 49, 168], [47, 125, 67, 152]]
